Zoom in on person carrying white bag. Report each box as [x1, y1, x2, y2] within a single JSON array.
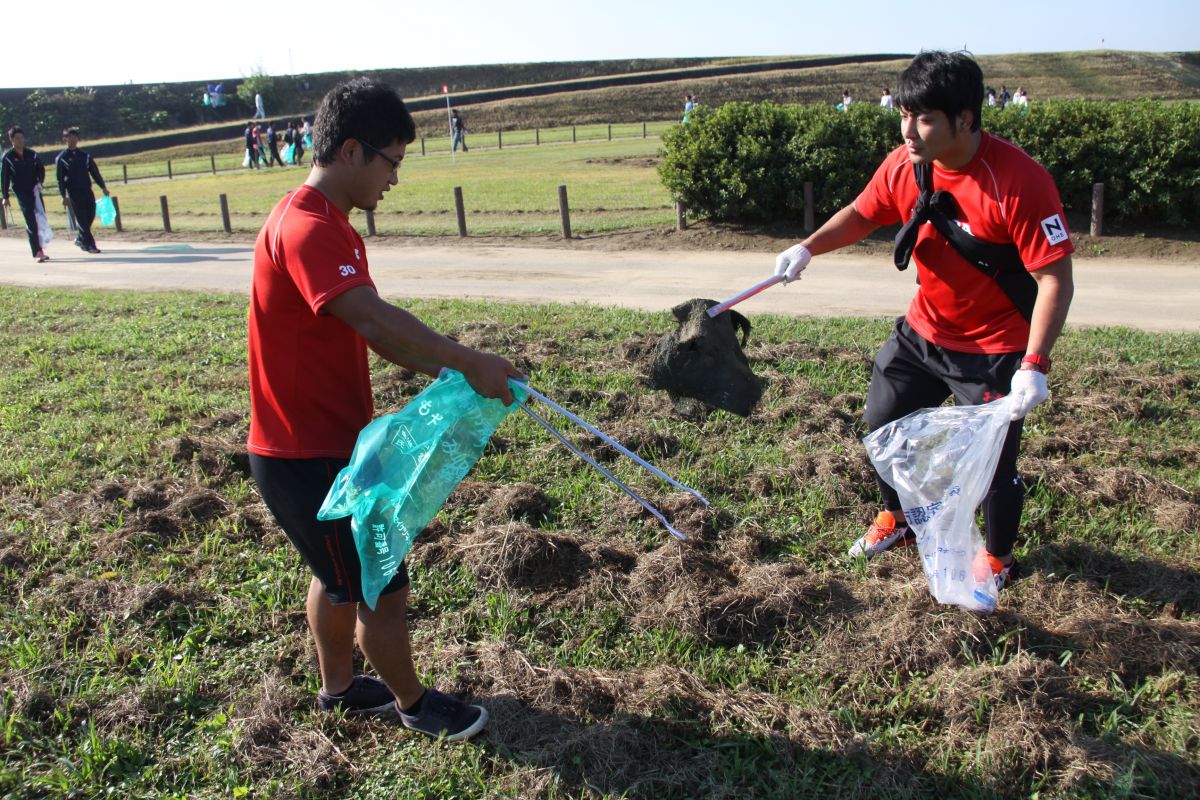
[[769, 51, 1073, 601]]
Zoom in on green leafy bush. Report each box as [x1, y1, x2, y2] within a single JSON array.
[[660, 100, 1200, 227]]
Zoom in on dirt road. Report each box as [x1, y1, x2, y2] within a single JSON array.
[[1, 237, 1197, 331]]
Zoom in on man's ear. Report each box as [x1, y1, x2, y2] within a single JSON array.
[[338, 138, 359, 164], [958, 110, 974, 132]]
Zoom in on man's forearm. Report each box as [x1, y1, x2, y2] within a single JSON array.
[[360, 303, 478, 376], [799, 203, 880, 256], [1026, 258, 1074, 356]]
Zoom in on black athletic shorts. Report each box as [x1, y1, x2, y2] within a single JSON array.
[[250, 453, 409, 605]]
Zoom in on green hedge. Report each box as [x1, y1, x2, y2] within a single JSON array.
[[659, 100, 1200, 227]]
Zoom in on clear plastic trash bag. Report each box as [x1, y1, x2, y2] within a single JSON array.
[[96, 195, 116, 226], [33, 186, 53, 247], [863, 396, 1015, 613], [318, 370, 527, 609]]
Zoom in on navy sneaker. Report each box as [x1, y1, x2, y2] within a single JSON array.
[[317, 675, 396, 715], [398, 688, 488, 741]]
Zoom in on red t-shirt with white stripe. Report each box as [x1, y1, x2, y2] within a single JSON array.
[[248, 185, 375, 458], [854, 132, 1074, 353]]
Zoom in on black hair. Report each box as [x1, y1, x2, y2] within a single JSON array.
[[895, 51, 985, 132], [7, 127, 23, 139], [312, 79, 416, 166]]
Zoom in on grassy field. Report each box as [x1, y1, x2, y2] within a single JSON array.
[[0, 287, 1197, 799], [88, 132, 676, 236]]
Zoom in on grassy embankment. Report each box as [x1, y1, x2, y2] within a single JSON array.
[[0, 287, 1197, 798]]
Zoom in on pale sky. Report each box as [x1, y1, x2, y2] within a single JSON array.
[[3, 0, 1197, 89]]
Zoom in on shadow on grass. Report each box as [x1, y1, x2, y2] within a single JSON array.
[[474, 695, 993, 800], [1028, 540, 1200, 615]]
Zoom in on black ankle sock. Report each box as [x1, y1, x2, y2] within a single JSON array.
[[402, 689, 427, 715]]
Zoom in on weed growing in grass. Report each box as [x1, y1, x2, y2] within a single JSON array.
[[0, 287, 1197, 798]]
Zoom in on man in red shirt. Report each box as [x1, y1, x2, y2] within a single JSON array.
[[771, 51, 1074, 595], [248, 79, 521, 740]]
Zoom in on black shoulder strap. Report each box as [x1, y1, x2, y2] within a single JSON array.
[[894, 162, 1037, 323]]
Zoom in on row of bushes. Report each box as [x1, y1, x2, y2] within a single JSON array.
[[659, 100, 1200, 227]]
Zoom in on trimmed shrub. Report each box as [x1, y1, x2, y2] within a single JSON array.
[[660, 100, 1200, 227]]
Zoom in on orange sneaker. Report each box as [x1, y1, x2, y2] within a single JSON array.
[[848, 510, 915, 559], [972, 551, 1019, 592]]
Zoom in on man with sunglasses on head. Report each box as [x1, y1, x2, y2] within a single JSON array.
[[771, 51, 1074, 601], [247, 78, 522, 741]]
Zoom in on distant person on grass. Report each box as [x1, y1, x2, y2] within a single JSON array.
[[247, 78, 521, 740], [55, 127, 110, 254], [243, 123, 259, 169], [1, 126, 50, 262], [450, 109, 468, 152], [770, 51, 1074, 598], [880, 87, 895, 111], [266, 122, 284, 167]]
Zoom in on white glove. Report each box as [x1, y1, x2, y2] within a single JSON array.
[[1008, 368, 1049, 420], [774, 243, 812, 284]]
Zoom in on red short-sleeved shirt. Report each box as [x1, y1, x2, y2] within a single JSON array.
[[247, 185, 376, 458], [854, 132, 1074, 353]]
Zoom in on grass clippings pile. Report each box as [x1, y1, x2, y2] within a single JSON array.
[[0, 289, 1197, 799]]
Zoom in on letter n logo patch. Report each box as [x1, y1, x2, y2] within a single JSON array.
[[1040, 214, 1069, 245]]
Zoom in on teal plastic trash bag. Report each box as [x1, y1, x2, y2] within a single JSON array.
[[282, 143, 295, 164], [863, 397, 1014, 613], [318, 370, 527, 609], [96, 195, 116, 226]]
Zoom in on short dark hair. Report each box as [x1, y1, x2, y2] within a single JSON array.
[[312, 79, 416, 166], [7, 126, 23, 139], [896, 51, 985, 132]]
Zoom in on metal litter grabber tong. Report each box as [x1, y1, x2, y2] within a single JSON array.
[[512, 380, 710, 541]]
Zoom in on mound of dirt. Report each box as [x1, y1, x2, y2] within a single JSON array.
[[455, 523, 635, 596], [476, 482, 554, 525]]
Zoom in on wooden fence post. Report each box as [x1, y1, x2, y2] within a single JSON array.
[[607, 124, 612, 141], [219, 194, 232, 233], [112, 196, 123, 232], [420, 136, 426, 156], [210, 154, 216, 174], [803, 182, 815, 233], [643, 122, 647, 138], [159, 196, 171, 233], [572, 125, 576, 143], [558, 185, 572, 240], [454, 187, 467, 237], [365, 210, 377, 237], [167, 159, 173, 180], [1090, 183, 1105, 237], [536, 128, 540, 146], [675, 201, 687, 231], [498, 130, 503, 150], [122, 164, 128, 184]]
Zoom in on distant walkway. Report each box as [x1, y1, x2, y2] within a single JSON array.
[[1, 238, 1197, 331]]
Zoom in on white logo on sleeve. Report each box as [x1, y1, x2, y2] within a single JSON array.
[[338, 264, 357, 276], [1040, 214, 1069, 245]]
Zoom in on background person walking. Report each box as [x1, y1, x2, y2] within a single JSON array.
[[450, 109, 468, 152], [55, 127, 109, 254], [1, 126, 50, 262]]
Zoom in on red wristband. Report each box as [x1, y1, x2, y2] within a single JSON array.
[[1021, 354, 1051, 374]]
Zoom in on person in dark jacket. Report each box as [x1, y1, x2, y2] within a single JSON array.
[[266, 122, 284, 167], [1, 126, 50, 261], [244, 124, 260, 169], [55, 127, 109, 254]]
